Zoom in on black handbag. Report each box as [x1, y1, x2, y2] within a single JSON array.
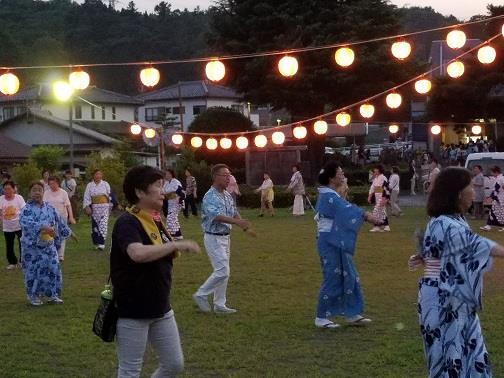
[[92, 278, 118, 343]]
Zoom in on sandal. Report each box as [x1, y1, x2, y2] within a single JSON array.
[[315, 318, 340, 329], [346, 315, 372, 325]]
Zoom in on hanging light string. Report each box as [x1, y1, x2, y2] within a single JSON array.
[[168, 32, 501, 137], [1, 14, 503, 71]]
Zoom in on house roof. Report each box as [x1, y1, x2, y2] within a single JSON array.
[[0, 108, 122, 145], [0, 133, 31, 159], [0, 84, 142, 105], [136, 80, 243, 102], [77, 120, 132, 136]]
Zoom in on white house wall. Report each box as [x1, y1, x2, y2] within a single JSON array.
[[1, 118, 99, 146], [138, 98, 258, 132], [44, 104, 136, 123]]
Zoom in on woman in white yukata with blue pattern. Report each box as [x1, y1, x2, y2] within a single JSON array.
[[314, 162, 378, 329], [20, 181, 71, 306], [409, 167, 504, 377]]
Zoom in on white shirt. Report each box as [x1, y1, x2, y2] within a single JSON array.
[[389, 174, 400, 192], [0, 194, 25, 232]]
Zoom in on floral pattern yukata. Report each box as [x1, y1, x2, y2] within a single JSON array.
[[83, 180, 111, 246], [20, 201, 71, 300], [163, 178, 184, 239], [315, 187, 366, 318], [418, 215, 494, 377], [487, 174, 504, 226]]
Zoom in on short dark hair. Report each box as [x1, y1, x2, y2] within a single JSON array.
[[185, 168, 192, 175], [41, 169, 49, 175], [92, 169, 102, 176], [48, 176, 60, 185], [427, 167, 472, 217], [318, 161, 341, 186], [293, 164, 300, 171], [65, 169, 72, 175], [431, 158, 438, 165], [123, 165, 164, 205], [2, 180, 15, 189], [374, 165, 384, 174], [474, 165, 483, 171], [490, 165, 501, 174], [29, 181, 44, 191], [211, 164, 229, 177], [166, 169, 176, 178], [392, 166, 399, 174]]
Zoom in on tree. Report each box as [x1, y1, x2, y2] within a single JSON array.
[[29, 145, 65, 173], [207, 0, 422, 180], [188, 107, 255, 133], [186, 107, 255, 170]]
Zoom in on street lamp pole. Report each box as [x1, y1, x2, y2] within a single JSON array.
[[69, 99, 74, 171]]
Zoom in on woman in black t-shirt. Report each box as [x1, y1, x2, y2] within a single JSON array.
[[111, 165, 200, 378]]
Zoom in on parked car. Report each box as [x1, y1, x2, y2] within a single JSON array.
[[465, 152, 504, 199]]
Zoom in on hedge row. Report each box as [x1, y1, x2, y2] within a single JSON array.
[[236, 185, 370, 208]]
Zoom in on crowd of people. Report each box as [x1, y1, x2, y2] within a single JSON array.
[[2, 155, 504, 377]]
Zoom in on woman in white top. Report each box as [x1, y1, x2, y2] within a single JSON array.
[[0, 180, 25, 269], [43, 176, 76, 261], [368, 165, 390, 232], [388, 166, 402, 216], [481, 165, 504, 231], [83, 169, 111, 250], [287, 165, 305, 216], [162, 169, 184, 239]]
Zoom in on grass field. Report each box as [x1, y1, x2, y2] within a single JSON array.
[[1, 207, 504, 377]]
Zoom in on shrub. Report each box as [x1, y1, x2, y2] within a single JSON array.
[[11, 160, 41, 198], [29, 145, 64, 172]]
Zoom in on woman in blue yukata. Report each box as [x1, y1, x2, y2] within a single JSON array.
[[20, 181, 71, 306], [409, 167, 504, 377], [314, 161, 378, 329]]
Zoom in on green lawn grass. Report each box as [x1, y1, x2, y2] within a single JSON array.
[[1, 207, 504, 377]]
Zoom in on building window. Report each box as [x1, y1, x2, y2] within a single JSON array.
[[112, 106, 116, 120], [74, 105, 82, 119], [102, 106, 106, 120], [172, 106, 185, 115], [3, 107, 14, 120], [91, 106, 95, 119], [193, 105, 206, 115], [231, 104, 243, 113], [145, 107, 168, 122], [16, 106, 26, 115]]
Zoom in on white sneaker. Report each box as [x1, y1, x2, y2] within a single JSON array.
[[382, 226, 391, 232], [214, 305, 237, 314], [6, 264, 16, 270], [192, 293, 211, 313], [346, 315, 372, 325], [96, 245, 105, 251], [315, 317, 340, 329], [369, 227, 382, 233], [480, 225, 491, 231]]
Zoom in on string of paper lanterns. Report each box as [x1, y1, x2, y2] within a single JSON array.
[[2, 16, 503, 95]]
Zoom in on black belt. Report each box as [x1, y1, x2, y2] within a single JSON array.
[[205, 232, 230, 236]]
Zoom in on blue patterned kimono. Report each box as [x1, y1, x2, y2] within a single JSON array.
[[19, 201, 71, 300], [315, 187, 366, 318], [418, 215, 494, 377]]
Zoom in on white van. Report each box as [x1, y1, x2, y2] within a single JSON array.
[[465, 152, 504, 198]]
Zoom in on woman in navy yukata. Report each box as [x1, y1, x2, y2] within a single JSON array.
[[20, 181, 71, 306], [409, 167, 504, 377], [314, 161, 378, 329]]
